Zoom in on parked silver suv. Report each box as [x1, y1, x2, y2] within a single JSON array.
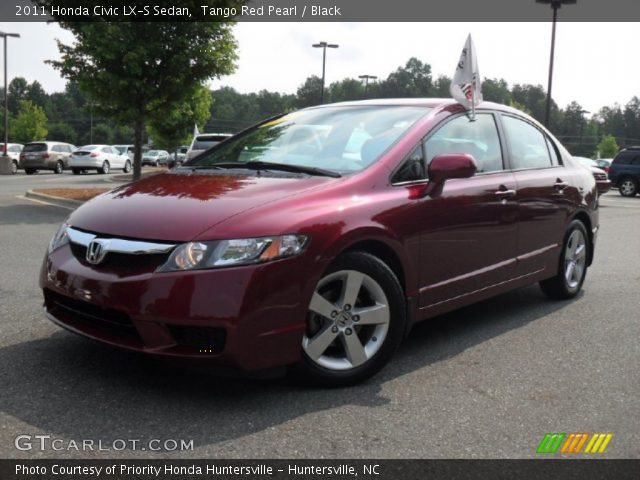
[[20, 141, 77, 174]]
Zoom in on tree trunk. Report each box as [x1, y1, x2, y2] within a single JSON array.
[[133, 119, 144, 181]]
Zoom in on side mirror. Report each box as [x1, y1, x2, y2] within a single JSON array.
[[428, 153, 477, 184]]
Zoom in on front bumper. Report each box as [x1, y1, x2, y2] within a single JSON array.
[[40, 243, 323, 371], [596, 179, 612, 195]]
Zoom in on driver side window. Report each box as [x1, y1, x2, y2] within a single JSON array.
[[424, 113, 504, 174]]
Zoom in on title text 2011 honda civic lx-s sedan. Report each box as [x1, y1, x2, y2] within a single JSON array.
[[41, 99, 599, 386]]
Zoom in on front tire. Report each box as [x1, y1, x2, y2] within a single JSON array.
[[618, 177, 638, 197], [294, 251, 406, 386], [11, 160, 18, 174], [123, 160, 131, 173], [98, 161, 110, 174], [53, 161, 63, 174], [540, 220, 589, 300]]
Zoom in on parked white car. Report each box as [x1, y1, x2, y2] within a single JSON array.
[[3, 143, 23, 174], [69, 145, 131, 175], [113, 144, 135, 161], [186, 133, 232, 161]]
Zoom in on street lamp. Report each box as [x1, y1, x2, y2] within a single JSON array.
[[358, 74, 378, 98], [579, 109, 590, 152], [536, 0, 576, 128], [312, 41, 339, 104], [0, 31, 20, 162]]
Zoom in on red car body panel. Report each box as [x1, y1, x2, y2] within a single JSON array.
[[40, 99, 599, 371]]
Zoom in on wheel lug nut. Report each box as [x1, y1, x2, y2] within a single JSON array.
[[331, 310, 338, 318], [353, 315, 360, 322], [345, 328, 352, 335], [344, 304, 351, 311], [331, 326, 338, 333]]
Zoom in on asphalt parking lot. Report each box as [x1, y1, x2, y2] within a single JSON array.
[[0, 172, 638, 459]]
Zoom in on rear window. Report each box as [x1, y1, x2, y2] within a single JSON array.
[[24, 143, 47, 153], [613, 153, 640, 165]]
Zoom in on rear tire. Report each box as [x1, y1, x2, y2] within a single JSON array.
[[98, 161, 110, 174], [53, 161, 63, 174], [618, 177, 638, 197], [123, 160, 131, 173], [540, 220, 589, 300], [292, 251, 406, 387], [11, 160, 18, 174]]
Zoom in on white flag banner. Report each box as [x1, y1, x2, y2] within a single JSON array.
[[450, 34, 483, 117]]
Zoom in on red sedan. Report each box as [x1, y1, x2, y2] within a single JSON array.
[[41, 99, 599, 386]]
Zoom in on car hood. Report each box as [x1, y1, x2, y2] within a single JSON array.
[[68, 172, 330, 241]]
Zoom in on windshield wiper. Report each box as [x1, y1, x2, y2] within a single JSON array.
[[193, 161, 341, 178]]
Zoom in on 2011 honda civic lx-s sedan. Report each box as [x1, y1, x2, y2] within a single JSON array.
[[41, 99, 599, 386]]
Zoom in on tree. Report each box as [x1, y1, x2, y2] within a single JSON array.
[[296, 76, 324, 108], [8, 77, 29, 115], [148, 85, 212, 154], [10, 100, 48, 143], [47, 122, 77, 145], [40, 0, 243, 179], [482, 78, 511, 105], [329, 78, 364, 102], [380, 58, 433, 98], [597, 134, 619, 158], [432, 75, 451, 97]]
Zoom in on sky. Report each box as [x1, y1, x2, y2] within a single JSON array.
[[0, 22, 634, 115]]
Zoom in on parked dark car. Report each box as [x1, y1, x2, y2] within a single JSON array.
[[41, 99, 599, 386], [574, 157, 611, 195], [608, 147, 640, 196]]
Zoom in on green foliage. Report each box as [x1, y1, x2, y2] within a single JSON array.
[[329, 78, 364, 102], [10, 100, 48, 142], [39, 0, 244, 179], [296, 76, 324, 108], [380, 57, 432, 98], [597, 134, 619, 158], [47, 122, 77, 145], [482, 78, 512, 105], [148, 85, 212, 151]]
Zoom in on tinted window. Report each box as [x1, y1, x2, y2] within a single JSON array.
[[51, 145, 61, 153], [631, 156, 640, 166], [101, 147, 111, 153], [613, 154, 631, 165], [502, 115, 553, 169], [424, 113, 503, 173], [24, 144, 47, 152], [393, 145, 426, 183]]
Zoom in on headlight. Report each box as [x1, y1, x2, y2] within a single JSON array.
[[157, 235, 308, 272], [48, 222, 69, 253]]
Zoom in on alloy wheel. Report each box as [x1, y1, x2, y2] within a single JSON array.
[[619, 179, 637, 196], [303, 270, 390, 371], [564, 229, 587, 290]]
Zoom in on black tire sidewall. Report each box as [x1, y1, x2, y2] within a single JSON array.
[[295, 251, 406, 386], [619, 177, 638, 197]]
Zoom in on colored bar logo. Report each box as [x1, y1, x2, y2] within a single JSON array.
[[537, 433, 613, 454]]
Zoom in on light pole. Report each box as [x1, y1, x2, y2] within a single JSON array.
[[358, 74, 377, 98], [312, 41, 338, 104], [579, 109, 590, 154], [536, 0, 576, 128], [0, 31, 20, 161]]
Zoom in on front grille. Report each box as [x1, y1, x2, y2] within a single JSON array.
[[69, 243, 169, 272], [594, 172, 608, 181], [44, 288, 140, 341], [168, 325, 227, 352]]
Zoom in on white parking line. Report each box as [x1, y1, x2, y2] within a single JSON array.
[[15, 194, 74, 210]]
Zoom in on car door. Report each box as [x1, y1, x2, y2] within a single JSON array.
[[499, 114, 570, 276], [415, 112, 519, 309]]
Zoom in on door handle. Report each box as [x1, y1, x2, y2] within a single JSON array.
[[494, 188, 517, 198], [554, 179, 569, 191]]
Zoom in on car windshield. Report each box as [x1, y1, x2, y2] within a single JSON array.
[[187, 106, 429, 173]]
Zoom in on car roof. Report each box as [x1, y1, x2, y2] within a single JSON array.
[[313, 98, 521, 113], [26, 141, 72, 146]]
